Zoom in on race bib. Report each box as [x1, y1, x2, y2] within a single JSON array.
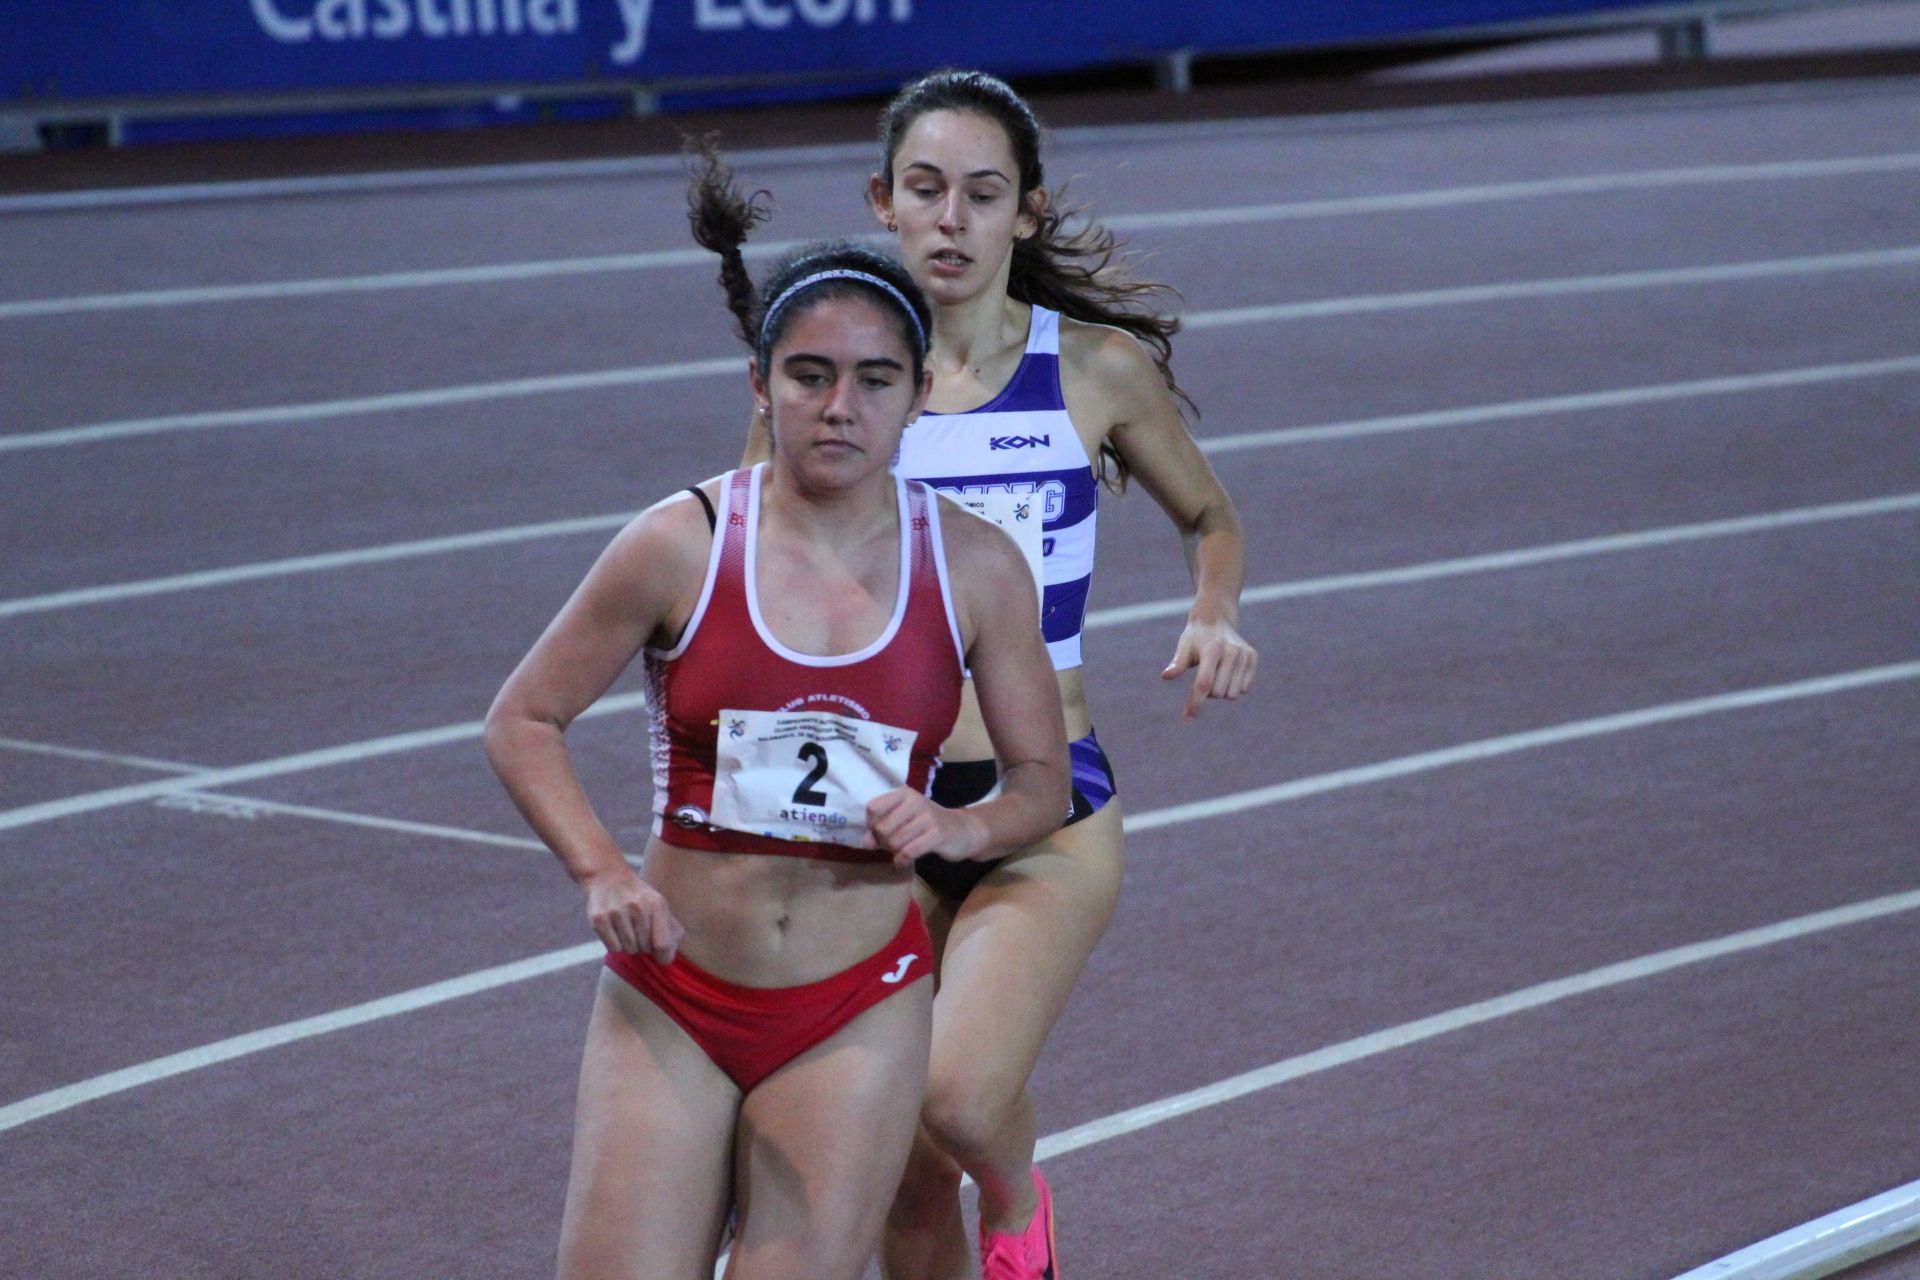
[[710, 708, 918, 846], [955, 491, 1045, 614]]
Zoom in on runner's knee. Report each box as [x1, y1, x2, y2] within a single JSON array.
[[921, 1066, 1021, 1161], [734, 1204, 874, 1280]]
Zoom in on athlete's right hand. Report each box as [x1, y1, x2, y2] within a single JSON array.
[[866, 787, 991, 868], [581, 863, 683, 964]]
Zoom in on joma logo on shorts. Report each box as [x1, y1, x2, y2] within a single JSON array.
[[881, 954, 918, 984], [989, 434, 1049, 451]]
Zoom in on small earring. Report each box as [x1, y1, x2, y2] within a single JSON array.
[[886, 219, 897, 232]]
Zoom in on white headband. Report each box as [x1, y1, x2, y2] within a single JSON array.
[[759, 269, 928, 355]]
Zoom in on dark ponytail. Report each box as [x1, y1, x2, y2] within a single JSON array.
[[880, 69, 1194, 490], [687, 136, 932, 382], [685, 134, 772, 349]]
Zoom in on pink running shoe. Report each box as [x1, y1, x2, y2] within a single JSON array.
[[979, 1168, 1059, 1280]]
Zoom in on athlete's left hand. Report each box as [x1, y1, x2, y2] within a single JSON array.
[[866, 788, 992, 868], [1162, 618, 1258, 720]]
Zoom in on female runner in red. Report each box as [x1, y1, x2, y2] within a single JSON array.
[[735, 71, 1259, 1280], [486, 230, 1069, 1280]]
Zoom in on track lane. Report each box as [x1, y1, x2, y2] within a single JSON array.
[[0, 798, 582, 1101], [1041, 909, 1920, 1280], [6, 277, 1919, 596], [2, 680, 1914, 1277], [7, 78, 1919, 291], [0, 486, 1911, 810], [9, 151, 1920, 321], [3, 648, 1912, 1113], [10, 175, 1920, 437]]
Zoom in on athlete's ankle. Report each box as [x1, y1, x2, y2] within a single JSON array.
[[976, 1175, 1040, 1237]]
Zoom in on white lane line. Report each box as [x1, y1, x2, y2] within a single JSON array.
[[162, 792, 548, 852], [5, 350, 1912, 626], [0, 735, 203, 774], [1668, 1178, 1920, 1280], [10, 152, 1920, 319], [0, 741, 535, 853], [0, 690, 642, 836], [1200, 353, 1920, 454], [0, 735, 537, 851], [2, 498, 1912, 833], [0, 511, 636, 619], [0, 357, 740, 455], [0, 239, 821, 321], [1033, 886, 1920, 1164], [0, 658, 1913, 1134], [1125, 662, 1920, 835], [10, 244, 1919, 456], [9, 462, 1911, 627], [1180, 244, 1920, 330], [1084, 493, 1920, 628], [0, 140, 883, 214], [1108, 151, 1920, 234], [0, 941, 605, 1133]]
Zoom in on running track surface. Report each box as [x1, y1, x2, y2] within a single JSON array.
[[3, 23, 1919, 1280]]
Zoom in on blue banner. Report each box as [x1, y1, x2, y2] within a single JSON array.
[[4, 1, 1664, 105]]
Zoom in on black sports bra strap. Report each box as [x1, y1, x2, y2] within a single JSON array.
[[687, 485, 716, 532]]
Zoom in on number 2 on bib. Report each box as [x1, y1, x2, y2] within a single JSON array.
[[792, 742, 830, 807]]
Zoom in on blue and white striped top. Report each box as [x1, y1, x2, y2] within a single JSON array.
[[893, 307, 1097, 671]]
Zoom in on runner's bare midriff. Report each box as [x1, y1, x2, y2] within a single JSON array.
[[641, 837, 913, 986]]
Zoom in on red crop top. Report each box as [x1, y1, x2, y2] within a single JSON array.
[[644, 465, 966, 862]]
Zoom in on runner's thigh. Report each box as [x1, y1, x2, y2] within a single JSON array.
[[728, 983, 933, 1280], [933, 802, 1125, 1094], [559, 969, 739, 1280]]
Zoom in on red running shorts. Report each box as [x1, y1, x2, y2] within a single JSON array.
[[603, 902, 932, 1094]]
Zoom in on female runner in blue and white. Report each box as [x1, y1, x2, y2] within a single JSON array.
[[729, 70, 1258, 1280]]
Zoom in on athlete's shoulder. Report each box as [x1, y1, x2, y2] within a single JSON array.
[[1059, 312, 1175, 433], [603, 474, 725, 578], [1058, 314, 1161, 379]]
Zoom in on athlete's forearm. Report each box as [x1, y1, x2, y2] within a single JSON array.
[[1183, 509, 1246, 627], [966, 756, 1070, 858], [484, 714, 629, 885]]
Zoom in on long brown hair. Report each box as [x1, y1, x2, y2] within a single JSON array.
[[880, 69, 1194, 489]]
